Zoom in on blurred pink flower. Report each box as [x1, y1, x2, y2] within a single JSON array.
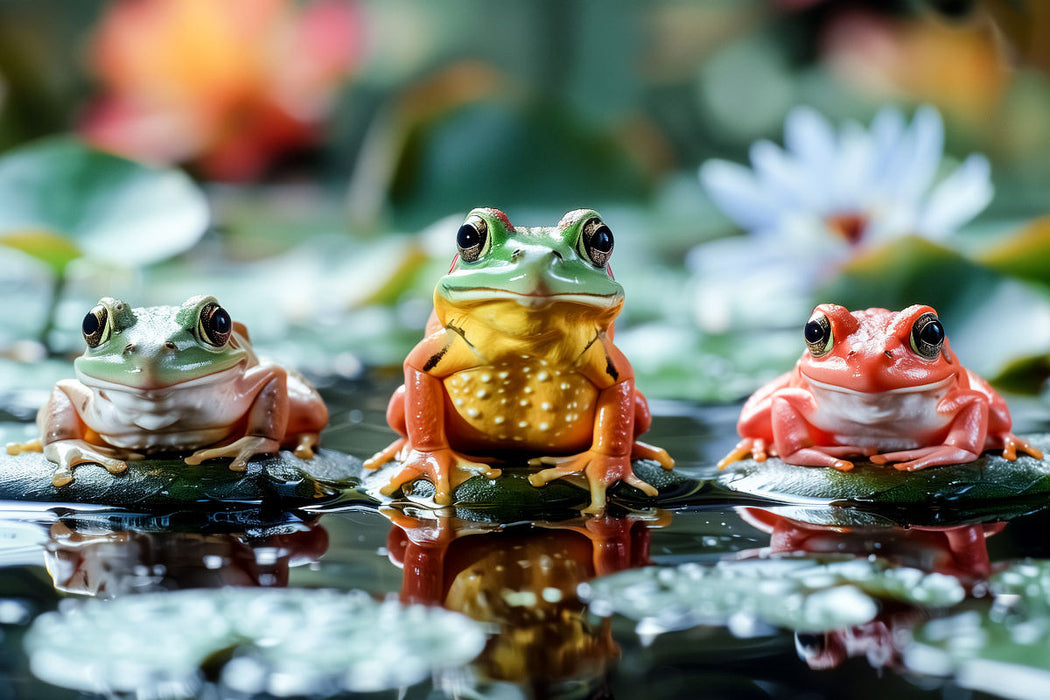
[[80, 0, 362, 181]]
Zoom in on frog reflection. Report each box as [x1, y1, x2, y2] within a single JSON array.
[[43, 516, 328, 597], [383, 506, 668, 687], [738, 508, 1004, 671]]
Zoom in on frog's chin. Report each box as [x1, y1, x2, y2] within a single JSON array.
[[76, 360, 247, 396], [440, 286, 622, 309], [800, 373, 954, 395]]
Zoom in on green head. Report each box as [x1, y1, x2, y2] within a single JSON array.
[[436, 208, 624, 321], [74, 295, 250, 389]]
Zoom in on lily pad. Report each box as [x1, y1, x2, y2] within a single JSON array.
[[24, 588, 486, 697], [905, 560, 1050, 700], [0, 446, 362, 510], [581, 555, 965, 636], [0, 137, 208, 270], [362, 457, 704, 522], [718, 434, 1050, 523]]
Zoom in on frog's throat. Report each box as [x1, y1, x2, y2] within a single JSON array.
[[75, 359, 250, 395], [800, 373, 954, 395], [439, 286, 623, 309]]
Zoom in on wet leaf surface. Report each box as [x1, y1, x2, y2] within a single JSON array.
[[582, 555, 966, 635], [718, 434, 1050, 523], [362, 457, 705, 522], [24, 588, 486, 696], [0, 445, 360, 510]]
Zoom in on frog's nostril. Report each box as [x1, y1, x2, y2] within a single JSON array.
[[884, 350, 893, 358], [124, 343, 136, 354], [164, 342, 177, 351], [551, 250, 563, 261]]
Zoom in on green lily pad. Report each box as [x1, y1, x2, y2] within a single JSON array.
[[362, 457, 704, 522], [0, 137, 208, 270], [718, 434, 1050, 523], [581, 555, 965, 635], [24, 588, 486, 696], [905, 560, 1050, 699], [0, 446, 361, 510]]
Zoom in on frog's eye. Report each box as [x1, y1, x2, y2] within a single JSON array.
[[910, 312, 944, 360], [198, 303, 233, 347], [578, 218, 614, 268], [456, 215, 488, 263], [82, 305, 111, 348], [804, 312, 833, 357]]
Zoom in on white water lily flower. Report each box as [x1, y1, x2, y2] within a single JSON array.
[[690, 105, 993, 334], [700, 105, 992, 246]]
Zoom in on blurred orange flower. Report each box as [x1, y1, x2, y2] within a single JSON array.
[[80, 0, 362, 181]]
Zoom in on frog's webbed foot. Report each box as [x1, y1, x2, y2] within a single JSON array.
[[37, 440, 140, 487], [293, 433, 321, 460], [363, 438, 408, 471], [780, 447, 856, 471], [528, 450, 658, 515], [999, 434, 1043, 461], [870, 445, 979, 471], [380, 448, 501, 505], [632, 440, 674, 469], [185, 436, 280, 472], [717, 438, 770, 469]]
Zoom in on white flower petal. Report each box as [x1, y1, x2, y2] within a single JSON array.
[[700, 159, 783, 230], [784, 105, 838, 175], [887, 105, 944, 203], [832, 121, 877, 211], [749, 140, 826, 211], [916, 154, 993, 238]]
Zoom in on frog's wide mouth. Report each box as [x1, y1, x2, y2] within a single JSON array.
[[800, 373, 954, 395], [440, 285, 623, 308], [76, 360, 248, 395]]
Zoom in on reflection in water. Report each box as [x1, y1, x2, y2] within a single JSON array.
[[43, 514, 329, 596], [738, 507, 1004, 671], [384, 506, 669, 691]]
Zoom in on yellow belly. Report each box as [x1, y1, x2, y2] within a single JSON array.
[[444, 357, 599, 452]]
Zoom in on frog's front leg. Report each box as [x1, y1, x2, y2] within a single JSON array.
[[14, 381, 141, 486], [185, 367, 288, 471], [870, 391, 987, 471], [770, 389, 873, 471], [529, 381, 658, 514], [378, 367, 500, 504]]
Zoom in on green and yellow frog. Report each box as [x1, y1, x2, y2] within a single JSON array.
[[364, 208, 673, 513], [8, 295, 329, 486]]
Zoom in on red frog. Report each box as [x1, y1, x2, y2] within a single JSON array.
[[719, 304, 1043, 472]]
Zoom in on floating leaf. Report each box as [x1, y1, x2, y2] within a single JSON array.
[[0, 441, 361, 510], [363, 458, 703, 522], [25, 589, 486, 696], [0, 137, 208, 269], [718, 434, 1050, 524], [581, 555, 965, 636]]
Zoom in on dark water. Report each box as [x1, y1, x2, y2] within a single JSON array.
[[1, 378, 1048, 699]]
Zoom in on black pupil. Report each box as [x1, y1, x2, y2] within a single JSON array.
[[804, 320, 825, 344], [920, 319, 944, 346], [82, 312, 100, 336], [591, 226, 613, 253], [211, 308, 231, 335], [457, 224, 480, 250]]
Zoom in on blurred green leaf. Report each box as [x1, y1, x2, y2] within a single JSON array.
[[0, 137, 208, 271], [979, 216, 1050, 288]]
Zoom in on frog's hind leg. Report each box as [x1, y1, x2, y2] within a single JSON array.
[[364, 385, 408, 471], [632, 440, 674, 469], [293, 433, 321, 460], [6, 438, 42, 455]]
